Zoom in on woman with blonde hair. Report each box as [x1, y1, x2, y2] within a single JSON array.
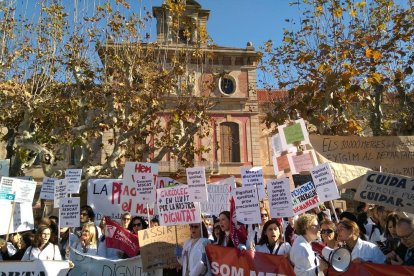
[[336, 220, 385, 264], [73, 223, 100, 256], [289, 213, 326, 276]]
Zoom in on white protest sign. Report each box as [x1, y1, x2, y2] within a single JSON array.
[[267, 178, 294, 218], [311, 163, 340, 201], [156, 186, 201, 226], [2, 260, 70, 276], [200, 178, 233, 215], [277, 118, 310, 151], [0, 159, 10, 179], [0, 177, 36, 203], [156, 177, 183, 189], [54, 179, 68, 208], [123, 162, 159, 186], [291, 181, 320, 215], [135, 173, 156, 203], [0, 202, 34, 235], [241, 167, 265, 200], [0, 177, 15, 201], [88, 179, 154, 221], [354, 171, 414, 213], [59, 197, 80, 228], [186, 166, 208, 202], [271, 134, 283, 155], [65, 169, 82, 194], [233, 186, 261, 224], [287, 150, 317, 174], [39, 177, 56, 200]]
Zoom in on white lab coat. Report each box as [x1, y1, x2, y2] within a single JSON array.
[[351, 238, 385, 264], [255, 242, 291, 255], [21, 243, 62, 261], [178, 238, 211, 276], [289, 235, 322, 276]]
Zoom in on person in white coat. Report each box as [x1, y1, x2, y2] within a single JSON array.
[[289, 214, 327, 276], [177, 222, 211, 276], [255, 219, 291, 256], [336, 220, 385, 264], [21, 225, 61, 261]]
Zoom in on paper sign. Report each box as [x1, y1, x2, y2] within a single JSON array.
[[186, 167, 208, 202], [138, 225, 189, 272], [233, 186, 261, 224], [278, 119, 310, 150], [65, 169, 82, 194], [0, 177, 36, 203], [241, 167, 265, 200], [200, 179, 232, 215], [123, 162, 159, 187], [288, 151, 316, 174], [354, 171, 414, 213], [135, 173, 156, 203], [59, 197, 80, 228], [0, 202, 34, 235], [2, 260, 70, 276], [273, 154, 290, 175], [267, 178, 294, 218], [88, 179, 154, 221], [156, 186, 201, 226], [311, 163, 340, 201], [39, 177, 56, 200], [291, 181, 320, 215], [156, 177, 183, 189], [0, 177, 14, 201], [54, 179, 68, 208], [0, 159, 10, 179], [271, 134, 283, 155]]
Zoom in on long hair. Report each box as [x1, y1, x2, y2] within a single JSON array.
[[217, 211, 233, 247], [32, 225, 53, 248], [128, 216, 148, 232], [257, 219, 283, 245]]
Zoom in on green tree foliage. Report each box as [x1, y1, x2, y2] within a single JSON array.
[[0, 0, 214, 179], [261, 0, 414, 135]]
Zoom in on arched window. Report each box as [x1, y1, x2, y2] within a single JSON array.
[[220, 122, 240, 163]]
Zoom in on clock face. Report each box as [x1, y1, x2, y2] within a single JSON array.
[[220, 76, 235, 95]]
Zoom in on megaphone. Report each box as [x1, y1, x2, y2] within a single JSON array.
[[311, 242, 351, 272]]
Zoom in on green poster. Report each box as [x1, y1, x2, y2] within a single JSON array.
[[283, 123, 305, 145]]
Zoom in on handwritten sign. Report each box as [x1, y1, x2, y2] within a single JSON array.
[[123, 162, 159, 187], [311, 163, 340, 201], [241, 167, 265, 200], [200, 178, 232, 215], [186, 167, 208, 202], [267, 178, 294, 218], [291, 181, 320, 215], [138, 225, 189, 272], [288, 151, 316, 174], [88, 179, 154, 221], [156, 186, 201, 226], [0, 202, 34, 235], [39, 177, 56, 200], [233, 186, 261, 224], [54, 179, 68, 208], [278, 119, 310, 150], [59, 197, 80, 228], [354, 171, 414, 213], [310, 135, 414, 177], [65, 169, 82, 194], [135, 173, 156, 203]]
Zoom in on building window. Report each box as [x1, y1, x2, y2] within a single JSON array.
[[219, 75, 236, 95], [220, 122, 240, 163]]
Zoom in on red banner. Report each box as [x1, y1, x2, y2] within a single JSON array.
[[206, 244, 295, 276], [104, 216, 140, 257], [327, 262, 414, 276]]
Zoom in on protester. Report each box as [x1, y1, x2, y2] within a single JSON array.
[[176, 222, 211, 276], [284, 216, 296, 246], [212, 224, 222, 244], [98, 217, 125, 259], [320, 220, 337, 249], [72, 223, 100, 256], [289, 213, 327, 276], [150, 218, 160, 227], [1, 232, 33, 261], [120, 212, 132, 229], [387, 217, 414, 266], [358, 211, 382, 243], [217, 211, 233, 247], [339, 211, 367, 240], [379, 213, 400, 255], [128, 216, 148, 234], [75, 205, 98, 238], [21, 225, 62, 261], [58, 227, 70, 260], [255, 219, 291, 255], [0, 234, 17, 261], [336, 220, 385, 264], [247, 207, 270, 248]]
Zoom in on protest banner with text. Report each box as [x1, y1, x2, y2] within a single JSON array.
[[54, 179, 67, 208], [39, 177, 56, 200], [156, 186, 201, 226], [241, 167, 265, 200], [200, 178, 232, 215], [88, 179, 154, 221], [138, 225, 189, 272], [0, 202, 34, 235], [123, 162, 159, 186], [291, 181, 320, 215], [59, 197, 80, 228], [310, 135, 414, 177], [2, 260, 70, 276], [354, 171, 414, 213], [186, 166, 208, 202], [135, 173, 156, 203], [267, 178, 294, 218], [65, 169, 82, 194], [105, 217, 140, 257], [311, 163, 340, 202], [0, 177, 36, 203], [233, 186, 261, 224]]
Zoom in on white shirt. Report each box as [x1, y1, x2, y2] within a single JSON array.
[[178, 238, 211, 276], [289, 235, 322, 276], [21, 243, 62, 261], [255, 242, 291, 255], [351, 238, 385, 264]]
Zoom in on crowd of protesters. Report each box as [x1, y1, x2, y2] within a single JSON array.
[[0, 202, 413, 275]]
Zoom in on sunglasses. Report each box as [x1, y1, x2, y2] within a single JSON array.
[[260, 213, 268, 218], [320, 229, 334, 235], [132, 223, 142, 227]]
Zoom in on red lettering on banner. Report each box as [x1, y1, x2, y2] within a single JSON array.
[[135, 163, 151, 173], [112, 182, 122, 204]]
